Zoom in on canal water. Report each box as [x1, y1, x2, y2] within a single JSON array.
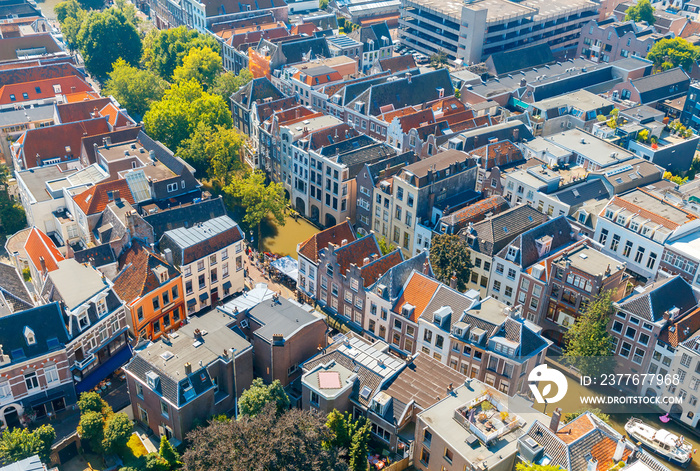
[[35, 0, 60, 20], [537, 371, 700, 471], [260, 214, 319, 257]]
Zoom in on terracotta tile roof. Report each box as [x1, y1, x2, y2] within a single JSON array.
[[297, 221, 356, 263], [658, 305, 700, 347], [291, 23, 318, 35], [681, 20, 700, 38], [377, 55, 416, 74], [0, 61, 81, 88], [73, 179, 135, 215], [18, 117, 111, 168], [63, 91, 101, 102], [56, 97, 112, 123], [360, 249, 403, 287], [379, 104, 420, 123], [23, 227, 64, 274], [441, 195, 510, 227], [333, 235, 382, 275], [112, 242, 180, 304], [0, 75, 93, 105], [99, 102, 133, 127], [556, 414, 596, 444], [470, 139, 524, 170], [591, 436, 633, 471], [395, 108, 434, 133], [391, 271, 440, 321]]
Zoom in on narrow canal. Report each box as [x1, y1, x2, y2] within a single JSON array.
[[259, 214, 319, 257], [537, 370, 700, 471]]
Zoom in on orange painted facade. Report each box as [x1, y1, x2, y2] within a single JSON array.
[[126, 276, 185, 341]]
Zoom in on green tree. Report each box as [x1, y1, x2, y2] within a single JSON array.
[[325, 409, 352, 452], [173, 46, 223, 90], [625, 0, 656, 24], [103, 59, 167, 120], [647, 37, 700, 71], [0, 166, 26, 240], [664, 170, 689, 185], [77, 8, 142, 80], [348, 421, 370, 471], [563, 290, 615, 377], [159, 435, 181, 468], [183, 406, 348, 471], [176, 123, 244, 185], [142, 26, 221, 81], [430, 51, 448, 69], [563, 407, 612, 425], [76, 0, 104, 11], [377, 236, 396, 256], [78, 391, 111, 416], [54, 0, 86, 50], [515, 462, 563, 471], [145, 453, 171, 471], [319, 0, 329, 8], [429, 233, 472, 291], [114, 0, 141, 26], [102, 413, 132, 455], [225, 170, 287, 251], [78, 410, 106, 453], [637, 128, 650, 143], [0, 425, 55, 465], [212, 69, 253, 101], [144, 79, 232, 151], [238, 378, 290, 417]]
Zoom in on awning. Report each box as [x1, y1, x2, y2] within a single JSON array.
[[199, 292, 209, 301], [222, 281, 232, 290], [30, 389, 65, 407], [187, 298, 196, 306], [270, 256, 298, 281], [76, 345, 133, 393]]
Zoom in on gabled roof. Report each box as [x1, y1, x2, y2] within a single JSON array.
[[0, 302, 70, 365], [496, 216, 575, 268], [73, 244, 117, 268], [470, 139, 524, 170], [391, 271, 440, 321], [616, 275, 699, 322], [298, 220, 356, 264], [658, 305, 700, 347], [0, 60, 81, 88], [0, 262, 32, 313], [112, 242, 180, 304], [0, 74, 92, 105], [159, 216, 244, 266], [376, 55, 416, 73], [23, 227, 64, 274], [328, 234, 382, 275], [551, 179, 610, 207], [18, 117, 111, 169], [73, 179, 135, 215], [143, 196, 227, 240], [462, 204, 547, 257], [232, 76, 284, 109], [56, 97, 112, 124], [278, 37, 330, 65], [359, 249, 403, 287], [348, 21, 392, 53], [631, 67, 690, 103], [440, 195, 510, 230]]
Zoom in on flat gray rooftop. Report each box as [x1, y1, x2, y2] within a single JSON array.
[[554, 243, 622, 276], [49, 259, 108, 310], [534, 89, 614, 112], [178, 309, 251, 356], [0, 104, 54, 127], [545, 128, 635, 168], [17, 164, 75, 203], [248, 297, 322, 341]]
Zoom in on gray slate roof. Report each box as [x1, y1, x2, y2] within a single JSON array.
[[551, 179, 611, 207], [367, 251, 432, 301], [496, 216, 575, 268], [0, 262, 32, 313], [144, 196, 227, 240], [632, 67, 690, 104], [0, 302, 70, 366], [159, 215, 244, 266], [616, 275, 699, 322], [462, 205, 548, 257], [486, 43, 554, 76]]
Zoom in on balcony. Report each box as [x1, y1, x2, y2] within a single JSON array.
[[453, 394, 523, 445], [73, 353, 96, 371]]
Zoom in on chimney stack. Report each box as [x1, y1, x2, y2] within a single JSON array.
[[423, 259, 430, 275], [39, 256, 46, 275], [449, 271, 457, 289], [113, 190, 120, 202], [184, 362, 192, 375], [549, 407, 562, 431], [613, 437, 627, 462]]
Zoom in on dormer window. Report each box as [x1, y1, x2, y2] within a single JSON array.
[[629, 220, 640, 232], [605, 209, 614, 219], [535, 236, 552, 258], [23, 326, 36, 346], [506, 247, 518, 262], [402, 303, 415, 318], [616, 215, 627, 225], [96, 297, 107, 316], [77, 311, 89, 330], [146, 371, 160, 390]]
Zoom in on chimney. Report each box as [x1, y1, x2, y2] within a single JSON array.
[[113, 190, 120, 202], [587, 457, 598, 471], [406, 72, 412, 84], [341, 239, 348, 246], [613, 437, 626, 462], [363, 257, 370, 266], [423, 259, 430, 274], [184, 362, 192, 375], [39, 256, 46, 275], [449, 272, 457, 289], [550, 408, 562, 431], [163, 248, 173, 264]]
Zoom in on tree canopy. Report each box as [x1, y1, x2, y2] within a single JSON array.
[[176, 123, 244, 186], [563, 290, 615, 377], [238, 378, 290, 417], [647, 37, 700, 71], [102, 413, 133, 455], [54, 0, 87, 50], [144, 79, 232, 151], [103, 59, 167, 119], [212, 69, 253, 101], [173, 46, 223, 91], [0, 166, 26, 241], [429, 233, 472, 291], [515, 462, 563, 471], [225, 171, 287, 251], [142, 27, 221, 81], [377, 236, 396, 256], [0, 425, 55, 465], [624, 0, 656, 24], [183, 406, 348, 471], [76, 8, 142, 80]]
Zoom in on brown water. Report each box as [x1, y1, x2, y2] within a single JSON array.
[[260, 214, 319, 258], [35, 0, 61, 20], [535, 372, 700, 471]]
